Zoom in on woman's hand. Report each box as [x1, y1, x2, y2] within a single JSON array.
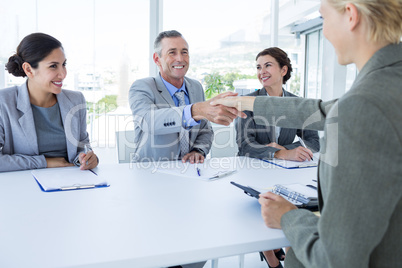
[[210, 96, 256, 112], [79, 151, 98, 170], [46, 157, 74, 168], [259, 192, 297, 229]]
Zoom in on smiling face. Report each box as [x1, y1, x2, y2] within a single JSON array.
[[256, 54, 287, 91], [27, 47, 67, 95], [153, 36, 189, 88]]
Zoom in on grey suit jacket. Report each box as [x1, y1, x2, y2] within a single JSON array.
[[235, 88, 320, 159], [253, 43, 402, 267], [128, 75, 213, 162], [0, 82, 90, 172]]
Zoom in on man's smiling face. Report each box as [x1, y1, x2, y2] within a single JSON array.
[[154, 36, 189, 88]]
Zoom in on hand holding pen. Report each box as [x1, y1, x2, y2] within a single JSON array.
[[298, 137, 314, 161], [79, 144, 98, 170]]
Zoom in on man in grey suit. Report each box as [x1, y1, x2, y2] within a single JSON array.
[[129, 30, 242, 163]]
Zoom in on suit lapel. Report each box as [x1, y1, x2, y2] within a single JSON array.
[[277, 89, 293, 144], [16, 83, 40, 154], [256, 89, 276, 141], [184, 77, 198, 103], [154, 75, 175, 105]]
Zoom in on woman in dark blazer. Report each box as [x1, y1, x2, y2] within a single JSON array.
[[0, 33, 98, 172], [236, 47, 320, 163], [236, 48, 319, 267]]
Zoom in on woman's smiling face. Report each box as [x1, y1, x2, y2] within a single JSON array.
[[28, 47, 67, 95], [256, 54, 287, 89]]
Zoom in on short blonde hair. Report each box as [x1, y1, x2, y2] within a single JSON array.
[[327, 0, 402, 44]]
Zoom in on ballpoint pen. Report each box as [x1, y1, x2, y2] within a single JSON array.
[[196, 165, 201, 176], [84, 144, 92, 166], [306, 184, 317, 190], [298, 137, 314, 161], [210, 170, 237, 179]]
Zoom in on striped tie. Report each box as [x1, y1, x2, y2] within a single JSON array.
[[174, 91, 190, 157]]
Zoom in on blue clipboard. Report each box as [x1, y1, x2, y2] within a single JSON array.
[[261, 159, 317, 169], [31, 167, 110, 192]]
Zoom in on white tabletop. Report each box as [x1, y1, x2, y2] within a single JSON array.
[[0, 157, 317, 268]]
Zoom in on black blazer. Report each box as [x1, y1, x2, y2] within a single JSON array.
[[235, 88, 320, 159]]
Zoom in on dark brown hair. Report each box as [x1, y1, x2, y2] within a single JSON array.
[[256, 47, 292, 84], [6, 32, 63, 77]]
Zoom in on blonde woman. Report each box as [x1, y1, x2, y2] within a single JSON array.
[[212, 0, 402, 266]]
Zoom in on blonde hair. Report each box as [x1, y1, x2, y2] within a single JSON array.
[[327, 0, 402, 44]]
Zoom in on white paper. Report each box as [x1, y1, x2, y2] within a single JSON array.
[[267, 153, 319, 169], [156, 161, 236, 181], [279, 183, 318, 198], [32, 167, 108, 191]]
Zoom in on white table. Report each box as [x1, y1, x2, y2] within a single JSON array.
[[0, 157, 317, 268]]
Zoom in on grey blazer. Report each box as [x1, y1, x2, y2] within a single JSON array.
[[0, 82, 89, 172], [235, 88, 320, 159], [128, 75, 213, 162], [253, 43, 402, 267]]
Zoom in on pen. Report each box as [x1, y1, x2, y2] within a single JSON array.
[[196, 167, 201, 177], [306, 184, 317, 190], [298, 137, 314, 161], [88, 169, 98, 176], [210, 170, 237, 179], [84, 144, 92, 166], [61, 184, 95, 191]]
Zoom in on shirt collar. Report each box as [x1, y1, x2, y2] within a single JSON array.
[[264, 88, 285, 97], [160, 74, 188, 97]]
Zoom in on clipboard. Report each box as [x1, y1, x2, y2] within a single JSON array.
[[230, 181, 318, 211], [261, 153, 319, 169], [32, 167, 109, 192], [230, 181, 260, 199]]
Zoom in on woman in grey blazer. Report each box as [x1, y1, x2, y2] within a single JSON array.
[[0, 33, 98, 172], [212, 0, 402, 267]]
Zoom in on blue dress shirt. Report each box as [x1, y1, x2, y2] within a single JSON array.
[[160, 75, 200, 128]]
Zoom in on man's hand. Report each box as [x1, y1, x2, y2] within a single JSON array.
[[210, 96, 256, 112], [181, 151, 204, 164], [192, 92, 247, 126], [79, 151, 99, 170], [46, 157, 74, 168], [259, 192, 298, 229], [274, 146, 313, 162]]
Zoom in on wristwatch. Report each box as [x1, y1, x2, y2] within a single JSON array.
[[191, 148, 206, 157]]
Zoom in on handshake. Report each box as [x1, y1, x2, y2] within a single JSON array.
[[191, 91, 256, 126]]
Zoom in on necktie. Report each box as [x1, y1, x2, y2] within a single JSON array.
[[174, 91, 190, 157]]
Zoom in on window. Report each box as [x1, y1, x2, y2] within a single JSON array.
[[1, 0, 320, 155], [345, 64, 357, 92], [0, 0, 149, 148], [164, 0, 268, 91], [304, 29, 323, 99]]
